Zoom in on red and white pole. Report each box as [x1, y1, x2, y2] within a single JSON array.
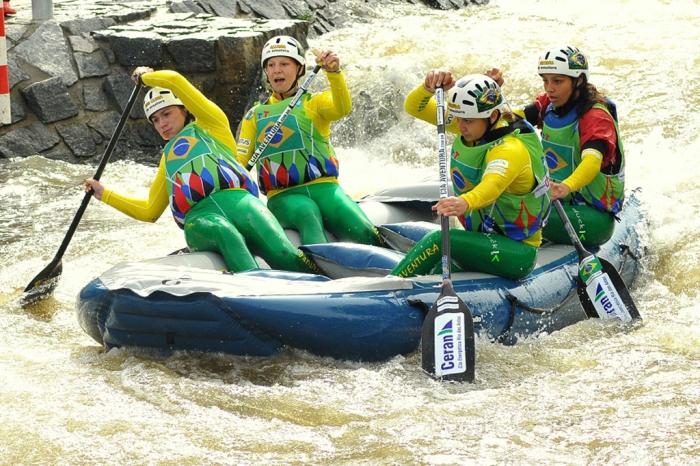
[[0, 4, 10, 125]]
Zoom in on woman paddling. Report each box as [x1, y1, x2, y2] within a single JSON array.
[[236, 36, 382, 246], [84, 67, 318, 274], [391, 72, 551, 280], [500, 45, 626, 246]]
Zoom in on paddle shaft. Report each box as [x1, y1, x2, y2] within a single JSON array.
[[552, 199, 591, 261], [420, 86, 476, 382], [435, 87, 451, 281], [245, 64, 322, 170], [24, 82, 142, 293]]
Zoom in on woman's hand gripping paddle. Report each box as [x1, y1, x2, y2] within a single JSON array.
[[552, 200, 641, 322], [420, 87, 476, 382], [22, 82, 144, 305]]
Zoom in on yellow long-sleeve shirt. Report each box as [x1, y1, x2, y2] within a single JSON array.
[[101, 70, 236, 222], [513, 108, 603, 192], [236, 71, 352, 167], [404, 84, 541, 246]]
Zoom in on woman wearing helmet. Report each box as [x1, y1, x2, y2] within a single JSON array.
[[84, 67, 318, 274], [391, 71, 551, 280], [519, 45, 625, 246], [236, 35, 382, 246]]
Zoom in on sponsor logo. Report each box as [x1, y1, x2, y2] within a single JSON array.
[[594, 282, 617, 316], [539, 59, 554, 65], [434, 299, 465, 375], [585, 273, 631, 321]]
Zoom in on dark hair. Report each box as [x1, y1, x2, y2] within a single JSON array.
[[183, 108, 194, 126], [575, 76, 608, 117]]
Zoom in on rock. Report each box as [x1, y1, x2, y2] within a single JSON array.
[[55, 122, 97, 157], [282, 0, 311, 19], [69, 35, 101, 53], [166, 35, 218, 73], [21, 77, 80, 124], [200, 0, 238, 17], [14, 21, 79, 86], [103, 74, 146, 119], [10, 97, 26, 125], [87, 111, 122, 140], [61, 18, 116, 36], [75, 50, 111, 79], [306, 0, 328, 9], [5, 24, 29, 46], [128, 120, 164, 148], [0, 122, 60, 158], [97, 31, 165, 67], [169, 1, 206, 14], [83, 81, 112, 112], [239, 0, 289, 19], [7, 55, 30, 90]]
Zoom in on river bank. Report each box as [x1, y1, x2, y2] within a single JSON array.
[[0, 0, 487, 165]]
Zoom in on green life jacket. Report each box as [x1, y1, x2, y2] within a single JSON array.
[[451, 119, 551, 242], [542, 102, 625, 214], [252, 94, 339, 193], [163, 123, 259, 228]]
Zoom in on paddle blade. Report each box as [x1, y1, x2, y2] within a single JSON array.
[[421, 281, 475, 382], [577, 255, 641, 322], [22, 259, 63, 306]]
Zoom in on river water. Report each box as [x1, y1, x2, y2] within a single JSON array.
[[1, 0, 699, 463]]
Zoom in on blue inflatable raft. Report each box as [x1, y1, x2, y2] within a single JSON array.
[[76, 183, 645, 361]]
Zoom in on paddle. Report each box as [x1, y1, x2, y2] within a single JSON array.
[[22, 82, 144, 304], [245, 62, 322, 170], [552, 199, 641, 322], [420, 86, 476, 382]]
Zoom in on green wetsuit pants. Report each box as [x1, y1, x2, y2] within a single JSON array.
[[266, 181, 382, 246], [391, 229, 537, 281], [184, 189, 318, 273], [543, 203, 614, 247]]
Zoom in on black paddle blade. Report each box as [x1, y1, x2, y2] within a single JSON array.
[[576, 255, 641, 322], [22, 259, 62, 306], [421, 281, 475, 382]]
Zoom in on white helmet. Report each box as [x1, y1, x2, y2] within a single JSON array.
[[446, 74, 507, 119], [260, 35, 305, 68], [537, 45, 589, 79], [143, 87, 184, 120]]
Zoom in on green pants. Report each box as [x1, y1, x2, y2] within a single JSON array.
[[544, 203, 614, 247], [267, 181, 382, 245], [391, 229, 537, 281], [184, 189, 318, 274]]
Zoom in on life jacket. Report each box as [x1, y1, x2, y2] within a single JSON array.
[[252, 94, 339, 193], [541, 101, 625, 214], [163, 123, 259, 228], [451, 118, 551, 241]]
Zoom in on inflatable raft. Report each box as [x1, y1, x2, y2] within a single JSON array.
[[76, 183, 645, 361]]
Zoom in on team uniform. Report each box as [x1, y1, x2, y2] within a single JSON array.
[[237, 40, 381, 246], [391, 79, 550, 280], [531, 45, 626, 246], [100, 70, 317, 273]]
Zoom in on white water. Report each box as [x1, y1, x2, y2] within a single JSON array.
[[2, 0, 699, 463]]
